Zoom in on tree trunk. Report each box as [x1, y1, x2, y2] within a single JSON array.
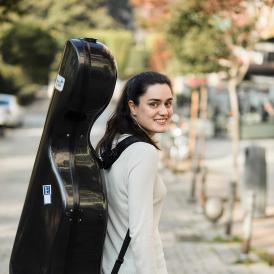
[[228, 78, 240, 185], [188, 90, 199, 161], [188, 90, 200, 202], [198, 85, 208, 166]]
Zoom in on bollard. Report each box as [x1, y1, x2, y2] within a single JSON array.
[[204, 197, 224, 224], [242, 191, 255, 254], [242, 145, 267, 218], [225, 181, 237, 236]]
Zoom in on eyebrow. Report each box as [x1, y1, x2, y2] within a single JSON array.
[[148, 98, 173, 102]]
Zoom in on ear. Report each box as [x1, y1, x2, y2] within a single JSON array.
[[128, 100, 137, 116]]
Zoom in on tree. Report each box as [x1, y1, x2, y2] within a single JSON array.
[[1, 23, 58, 85], [166, 0, 229, 177], [15, 0, 118, 44], [203, 0, 274, 184], [0, 0, 22, 23], [167, 0, 232, 73], [0, 0, 134, 98], [107, 0, 134, 29], [130, 0, 173, 73], [130, 0, 171, 29], [167, 0, 274, 185]]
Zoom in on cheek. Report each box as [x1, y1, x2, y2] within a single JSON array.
[[138, 106, 154, 118], [168, 107, 173, 117]]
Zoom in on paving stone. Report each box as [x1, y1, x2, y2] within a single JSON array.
[[160, 168, 274, 274]]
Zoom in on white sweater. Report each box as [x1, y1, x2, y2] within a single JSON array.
[[102, 138, 168, 274]]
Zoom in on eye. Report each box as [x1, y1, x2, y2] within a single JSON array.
[[165, 101, 173, 108], [149, 102, 159, 108]]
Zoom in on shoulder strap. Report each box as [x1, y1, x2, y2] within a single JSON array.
[[101, 135, 144, 273], [111, 230, 131, 274], [101, 135, 142, 169]]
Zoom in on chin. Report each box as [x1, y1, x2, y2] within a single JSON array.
[[154, 126, 168, 134]]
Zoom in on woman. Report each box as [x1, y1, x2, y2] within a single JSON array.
[[97, 71, 173, 274]]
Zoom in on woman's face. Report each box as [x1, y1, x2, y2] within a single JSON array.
[[128, 83, 173, 136]]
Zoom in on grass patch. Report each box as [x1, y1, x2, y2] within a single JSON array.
[[234, 256, 256, 265], [175, 233, 203, 242], [211, 235, 243, 243], [256, 251, 274, 266]]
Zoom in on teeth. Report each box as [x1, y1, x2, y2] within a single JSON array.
[[156, 119, 167, 123]]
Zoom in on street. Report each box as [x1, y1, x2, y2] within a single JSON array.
[[1, 97, 274, 273]]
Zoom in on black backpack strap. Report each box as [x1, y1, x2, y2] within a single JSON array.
[[101, 135, 142, 169], [101, 135, 144, 273], [111, 229, 131, 274]]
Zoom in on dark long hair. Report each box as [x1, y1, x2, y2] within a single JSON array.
[[96, 71, 172, 154]]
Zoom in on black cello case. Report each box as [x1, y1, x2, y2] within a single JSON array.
[[10, 38, 117, 274]]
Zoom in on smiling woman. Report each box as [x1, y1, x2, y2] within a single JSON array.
[[96, 71, 173, 274], [128, 83, 173, 136]]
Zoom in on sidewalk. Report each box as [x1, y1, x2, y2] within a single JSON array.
[[160, 141, 274, 273]]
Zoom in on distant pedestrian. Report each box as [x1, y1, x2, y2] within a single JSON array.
[[97, 71, 173, 274]]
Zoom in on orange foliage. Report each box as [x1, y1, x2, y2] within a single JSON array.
[[149, 36, 171, 73], [130, 0, 173, 72], [202, 0, 244, 14], [130, 0, 170, 7], [130, 0, 172, 30]]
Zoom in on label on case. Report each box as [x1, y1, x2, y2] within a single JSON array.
[[55, 74, 65, 92], [42, 185, 52, 205]]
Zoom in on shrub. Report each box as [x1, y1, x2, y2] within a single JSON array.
[[1, 23, 58, 84]]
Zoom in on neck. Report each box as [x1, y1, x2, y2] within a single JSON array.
[[132, 116, 153, 137]]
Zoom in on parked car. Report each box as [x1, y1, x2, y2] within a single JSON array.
[[0, 93, 24, 127]]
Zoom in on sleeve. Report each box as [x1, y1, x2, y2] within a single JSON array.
[[127, 143, 158, 274]]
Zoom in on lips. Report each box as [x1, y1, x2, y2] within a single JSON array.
[[155, 118, 168, 125]]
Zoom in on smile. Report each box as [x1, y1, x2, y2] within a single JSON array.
[[155, 118, 168, 125]]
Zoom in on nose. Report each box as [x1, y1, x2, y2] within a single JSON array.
[[159, 104, 169, 116]]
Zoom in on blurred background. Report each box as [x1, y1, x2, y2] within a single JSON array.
[[2, 0, 274, 273], [1, 0, 274, 161]]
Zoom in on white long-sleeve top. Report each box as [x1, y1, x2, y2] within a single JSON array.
[[102, 137, 168, 274]]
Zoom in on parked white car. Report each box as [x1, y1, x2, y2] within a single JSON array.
[[0, 93, 24, 127]]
